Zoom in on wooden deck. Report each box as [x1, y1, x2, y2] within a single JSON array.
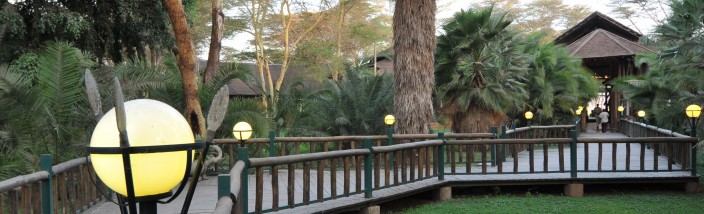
[[83, 133, 698, 214]]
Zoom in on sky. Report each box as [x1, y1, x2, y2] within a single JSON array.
[[215, 0, 662, 59]]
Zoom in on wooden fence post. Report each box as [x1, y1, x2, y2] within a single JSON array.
[[40, 154, 53, 214], [490, 127, 497, 166], [218, 174, 230, 199], [438, 133, 445, 181], [570, 130, 578, 178], [269, 131, 276, 157], [238, 148, 249, 214], [364, 139, 373, 198]]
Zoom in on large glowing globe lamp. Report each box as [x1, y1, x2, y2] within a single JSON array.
[[90, 99, 194, 197], [686, 104, 702, 118]]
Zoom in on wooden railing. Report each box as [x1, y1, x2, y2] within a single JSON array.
[[206, 123, 700, 213], [620, 119, 696, 171], [0, 155, 108, 214]]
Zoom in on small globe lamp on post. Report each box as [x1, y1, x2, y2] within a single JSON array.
[[384, 114, 395, 146], [637, 110, 646, 123], [685, 104, 701, 138], [232, 122, 253, 165], [617, 106, 624, 116], [524, 111, 534, 127]]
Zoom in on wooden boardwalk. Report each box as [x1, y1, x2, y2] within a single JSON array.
[[84, 133, 697, 214]]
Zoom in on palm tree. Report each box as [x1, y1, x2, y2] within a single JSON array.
[[435, 7, 528, 133], [522, 33, 599, 124], [309, 67, 394, 136], [393, 0, 436, 134]]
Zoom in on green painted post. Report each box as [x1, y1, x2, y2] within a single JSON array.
[[501, 126, 507, 162], [690, 121, 697, 176], [570, 130, 577, 178], [237, 147, 249, 214], [40, 154, 53, 214], [364, 139, 373, 198], [438, 133, 445, 181], [387, 126, 395, 176], [218, 174, 231, 199], [269, 131, 276, 157], [490, 127, 497, 166]]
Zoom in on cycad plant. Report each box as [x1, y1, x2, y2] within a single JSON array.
[[435, 6, 528, 133], [0, 42, 94, 176], [309, 66, 394, 136]]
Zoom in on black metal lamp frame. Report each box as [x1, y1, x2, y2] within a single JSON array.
[[86, 141, 208, 214]]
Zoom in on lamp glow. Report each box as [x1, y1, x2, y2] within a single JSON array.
[[232, 122, 253, 141], [637, 110, 646, 118], [524, 111, 534, 120], [384, 114, 396, 126], [577, 106, 583, 111], [685, 104, 702, 118], [576, 109, 582, 115], [617, 106, 624, 112], [90, 99, 194, 197]]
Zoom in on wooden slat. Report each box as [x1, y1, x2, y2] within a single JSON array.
[[598, 143, 603, 172], [481, 145, 487, 175], [272, 166, 279, 211], [394, 151, 400, 185], [374, 154, 380, 188], [558, 144, 565, 172], [303, 162, 310, 205], [653, 143, 659, 171], [316, 161, 323, 203], [255, 167, 263, 213], [344, 157, 350, 196], [22, 185, 30, 214], [529, 144, 534, 173], [288, 164, 295, 208], [425, 147, 431, 178], [330, 158, 336, 199], [612, 143, 617, 171], [355, 156, 362, 192], [384, 154, 390, 186], [543, 144, 548, 172], [32, 182, 41, 214], [513, 144, 519, 173], [584, 143, 590, 171], [0, 193, 4, 214], [410, 149, 416, 181], [626, 143, 631, 171], [640, 143, 646, 171], [668, 143, 673, 171], [401, 151, 407, 183], [52, 174, 59, 214], [9, 189, 18, 214], [466, 145, 472, 174], [450, 145, 456, 174], [497, 145, 503, 174]]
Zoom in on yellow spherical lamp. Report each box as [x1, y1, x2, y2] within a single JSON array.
[[685, 104, 702, 118], [524, 111, 534, 120], [384, 114, 396, 126], [617, 106, 625, 112], [232, 122, 253, 147], [637, 110, 646, 118], [90, 99, 194, 197], [575, 109, 582, 115]]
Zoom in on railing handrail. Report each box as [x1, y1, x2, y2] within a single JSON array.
[[249, 149, 370, 167], [0, 156, 88, 192], [212, 131, 533, 145], [213, 161, 246, 214], [577, 137, 696, 143], [621, 119, 689, 137], [446, 138, 572, 145]]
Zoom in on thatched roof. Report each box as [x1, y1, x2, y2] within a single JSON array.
[[555, 12, 641, 45], [566, 28, 651, 59]]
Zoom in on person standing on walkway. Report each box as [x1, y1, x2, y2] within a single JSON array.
[[599, 110, 609, 133], [593, 105, 602, 131]]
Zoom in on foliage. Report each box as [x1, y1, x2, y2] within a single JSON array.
[[613, 0, 704, 134], [402, 193, 704, 214], [435, 6, 528, 132], [471, 0, 591, 40], [0, 0, 174, 64], [0, 42, 93, 177], [307, 66, 394, 136], [521, 33, 599, 124]]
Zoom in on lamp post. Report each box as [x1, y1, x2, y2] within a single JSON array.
[[524, 111, 533, 127], [685, 104, 701, 138], [384, 114, 395, 146], [637, 110, 646, 123], [617, 106, 624, 116]]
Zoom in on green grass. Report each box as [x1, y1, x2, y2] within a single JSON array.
[[401, 193, 704, 214]]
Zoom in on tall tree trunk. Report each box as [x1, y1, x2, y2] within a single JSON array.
[[204, 0, 225, 83], [163, 0, 206, 137], [451, 106, 505, 133], [393, 0, 436, 135]]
